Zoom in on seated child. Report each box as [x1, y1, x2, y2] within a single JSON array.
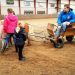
[[14, 23, 26, 61]]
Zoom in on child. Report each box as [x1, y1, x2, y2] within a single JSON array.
[[0, 21, 3, 39], [24, 23, 31, 46], [0, 21, 7, 51], [14, 23, 26, 61]]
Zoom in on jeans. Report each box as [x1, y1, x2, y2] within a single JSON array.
[[5, 33, 15, 47], [55, 23, 67, 37]]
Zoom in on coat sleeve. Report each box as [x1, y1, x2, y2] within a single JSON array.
[[57, 12, 62, 26], [22, 29, 26, 41], [69, 12, 75, 23], [3, 17, 8, 33], [16, 17, 18, 27]]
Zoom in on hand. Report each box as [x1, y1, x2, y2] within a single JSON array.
[[4, 33, 7, 36], [66, 22, 70, 25], [0, 37, 2, 40], [63, 22, 67, 25], [58, 26, 61, 29], [63, 22, 70, 26]]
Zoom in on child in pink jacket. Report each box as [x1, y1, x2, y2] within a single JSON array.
[[4, 9, 18, 33], [3, 8, 18, 49]]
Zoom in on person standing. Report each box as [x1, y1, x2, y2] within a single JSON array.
[[3, 8, 18, 48], [14, 23, 26, 61]]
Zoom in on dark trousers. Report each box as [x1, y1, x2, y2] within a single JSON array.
[[15, 44, 24, 59]]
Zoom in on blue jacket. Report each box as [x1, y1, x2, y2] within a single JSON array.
[[57, 9, 75, 26]]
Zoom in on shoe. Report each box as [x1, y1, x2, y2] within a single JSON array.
[[22, 55, 25, 58], [50, 38, 56, 44], [0, 48, 6, 53], [50, 38, 64, 48], [19, 56, 26, 61], [16, 50, 18, 53], [27, 44, 31, 46], [0, 48, 2, 52]]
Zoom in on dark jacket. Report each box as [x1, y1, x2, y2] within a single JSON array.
[[14, 27, 26, 46]]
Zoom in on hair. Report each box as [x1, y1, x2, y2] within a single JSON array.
[[0, 20, 4, 25], [18, 22, 22, 26], [13, 11, 15, 15], [25, 23, 29, 25], [7, 8, 13, 13], [64, 4, 70, 9]]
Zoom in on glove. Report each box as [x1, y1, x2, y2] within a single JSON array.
[[16, 27, 20, 33], [63, 22, 67, 25], [58, 26, 61, 30], [63, 22, 70, 26], [66, 22, 70, 25]]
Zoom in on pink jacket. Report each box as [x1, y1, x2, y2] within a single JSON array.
[[4, 13, 18, 33]]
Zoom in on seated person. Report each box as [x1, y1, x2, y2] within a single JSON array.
[[51, 4, 75, 43]]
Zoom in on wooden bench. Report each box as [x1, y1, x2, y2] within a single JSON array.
[[47, 22, 75, 42], [62, 22, 75, 36], [47, 22, 75, 37]]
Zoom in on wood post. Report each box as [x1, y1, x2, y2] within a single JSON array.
[[46, 0, 48, 14], [18, 0, 21, 15], [34, 0, 36, 15]]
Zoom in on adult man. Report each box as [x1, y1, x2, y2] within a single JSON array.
[[51, 4, 75, 44]]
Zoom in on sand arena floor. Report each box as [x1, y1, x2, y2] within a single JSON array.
[[0, 18, 75, 75]]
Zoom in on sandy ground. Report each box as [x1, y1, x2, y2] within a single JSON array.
[[20, 18, 57, 41], [0, 18, 75, 75], [0, 41, 75, 75]]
